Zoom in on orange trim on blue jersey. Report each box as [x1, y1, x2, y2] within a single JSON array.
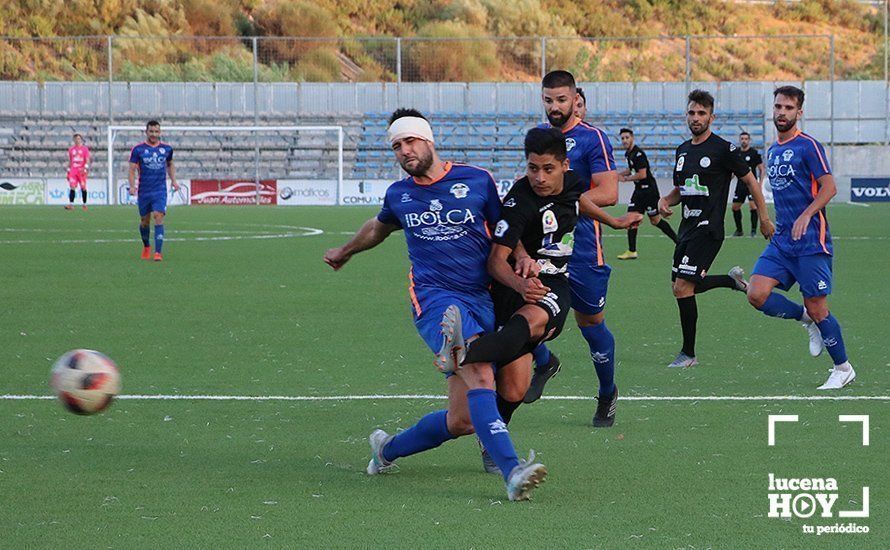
[[775, 129, 801, 146], [593, 220, 604, 266], [591, 127, 612, 171], [412, 161, 452, 186], [408, 269, 422, 316], [560, 117, 583, 134], [799, 133, 830, 173], [810, 174, 830, 254]]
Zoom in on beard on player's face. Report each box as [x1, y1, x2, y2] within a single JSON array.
[[688, 119, 710, 136], [546, 107, 572, 128], [399, 145, 434, 177], [773, 115, 796, 132]]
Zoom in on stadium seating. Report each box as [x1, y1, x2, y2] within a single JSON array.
[[0, 110, 764, 183]]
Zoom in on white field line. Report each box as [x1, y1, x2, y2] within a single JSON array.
[[2, 394, 887, 402]]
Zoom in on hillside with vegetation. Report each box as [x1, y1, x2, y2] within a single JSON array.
[[0, 0, 884, 82]]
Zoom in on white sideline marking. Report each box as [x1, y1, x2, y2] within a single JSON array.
[[3, 394, 888, 402], [0, 224, 323, 244]]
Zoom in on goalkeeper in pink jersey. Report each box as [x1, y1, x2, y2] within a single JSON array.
[[66, 134, 90, 210]]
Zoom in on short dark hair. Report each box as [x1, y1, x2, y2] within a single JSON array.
[[576, 87, 586, 103], [541, 70, 576, 92], [774, 85, 805, 108], [146, 120, 160, 129], [524, 127, 567, 161], [687, 89, 715, 113], [739, 131, 750, 137], [619, 128, 633, 136], [388, 108, 428, 126], [73, 133, 82, 139]]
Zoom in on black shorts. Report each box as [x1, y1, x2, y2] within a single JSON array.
[[671, 233, 724, 282], [491, 273, 572, 348], [732, 181, 752, 203], [628, 185, 660, 217]]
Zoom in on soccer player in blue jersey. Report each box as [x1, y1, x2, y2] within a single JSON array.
[[324, 109, 546, 501], [523, 71, 641, 429], [129, 121, 179, 261], [743, 86, 856, 389]]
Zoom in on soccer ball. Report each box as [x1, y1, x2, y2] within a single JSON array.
[[50, 349, 121, 414]]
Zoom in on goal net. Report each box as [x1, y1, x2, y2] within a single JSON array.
[[106, 125, 343, 205]]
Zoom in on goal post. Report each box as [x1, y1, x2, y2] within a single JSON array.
[[106, 125, 344, 205]]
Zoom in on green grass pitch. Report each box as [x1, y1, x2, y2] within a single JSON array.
[[1, 204, 887, 547]]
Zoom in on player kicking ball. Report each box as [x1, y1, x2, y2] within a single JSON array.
[[325, 110, 545, 501], [129, 120, 179, 261], [740, 86, 856, 390]]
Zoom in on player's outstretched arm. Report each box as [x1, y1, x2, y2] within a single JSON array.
[[128, 162, 139, 195], [579, 191, 641, 229], [792, 174, 837, 241], [487, 243, 549, 304], [740, 171, 774, 239], [324, 217, 398, 270]]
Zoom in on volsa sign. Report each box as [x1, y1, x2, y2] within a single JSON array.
[[850, 178, 890, 202]]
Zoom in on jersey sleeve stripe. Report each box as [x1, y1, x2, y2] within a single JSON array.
[[800, 133, 829, 173], [593, 127, 612, 171]]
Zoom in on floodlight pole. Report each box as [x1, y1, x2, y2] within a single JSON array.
[[253, 36, 260, 205]]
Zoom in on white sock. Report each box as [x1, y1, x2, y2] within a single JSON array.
[[834, 361, 852, 372]]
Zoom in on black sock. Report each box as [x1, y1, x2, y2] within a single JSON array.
[[677, 296, 698, 357], [81, 189, 87, 204], [694, 275, 737, 294], [496, 394, 522, 425], [628, 227, 638, 252], [732, 209, 742, 232], [462, 315, 531, 366], [655, 219, 678, 243], [750, 210, 758, 233], [69, 189, 76, 203]]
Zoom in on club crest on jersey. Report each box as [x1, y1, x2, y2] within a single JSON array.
[[159, 148, 166, 154], [430, 199, 443, 212], [565, 138, 576, 152], [782, 149, 795, 161], [450, 183, 469, 199], [699, 156, 711, 168], [745, 155, 751, 162], [542, 210, 558, 234]]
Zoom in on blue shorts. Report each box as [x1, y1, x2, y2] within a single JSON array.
[[567, 263, 612, 315], [411, 287, 495, 355], [752, 244, 833, 298], [138, 192, 167, 216]]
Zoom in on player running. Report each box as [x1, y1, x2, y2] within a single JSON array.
[[616, 127, 678, 259], [730, 131, 765, 237], [66, 134, 90, 211], [741, 86, 855, 389], [129, 121, 179, 261], [658, 90, 774, 368], [523, 71, 641, 430], [324, 109, 546, 501]]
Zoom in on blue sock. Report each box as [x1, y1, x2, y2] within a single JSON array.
[[757, 292, 804, 320], [817, 313, 849, 366], [382, 409, 455, 463], [580, 323, 616, 397], [532, 344, 551, 370], [467, 388, 519, 480], [154, 225, 164, 254], [139, 225, 150, 247]]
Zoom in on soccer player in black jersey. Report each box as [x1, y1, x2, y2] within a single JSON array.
[[617, 128, 678, 259], [730, 131, 765, 237], [658, 90, 774, 368]]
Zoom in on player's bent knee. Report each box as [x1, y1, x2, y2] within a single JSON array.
[[575, 311, 604, 328], [458, 362, 495, 390], [517, 308, 549, 340], [446, 413, 475, 436], [803, 300, 829, 323]]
